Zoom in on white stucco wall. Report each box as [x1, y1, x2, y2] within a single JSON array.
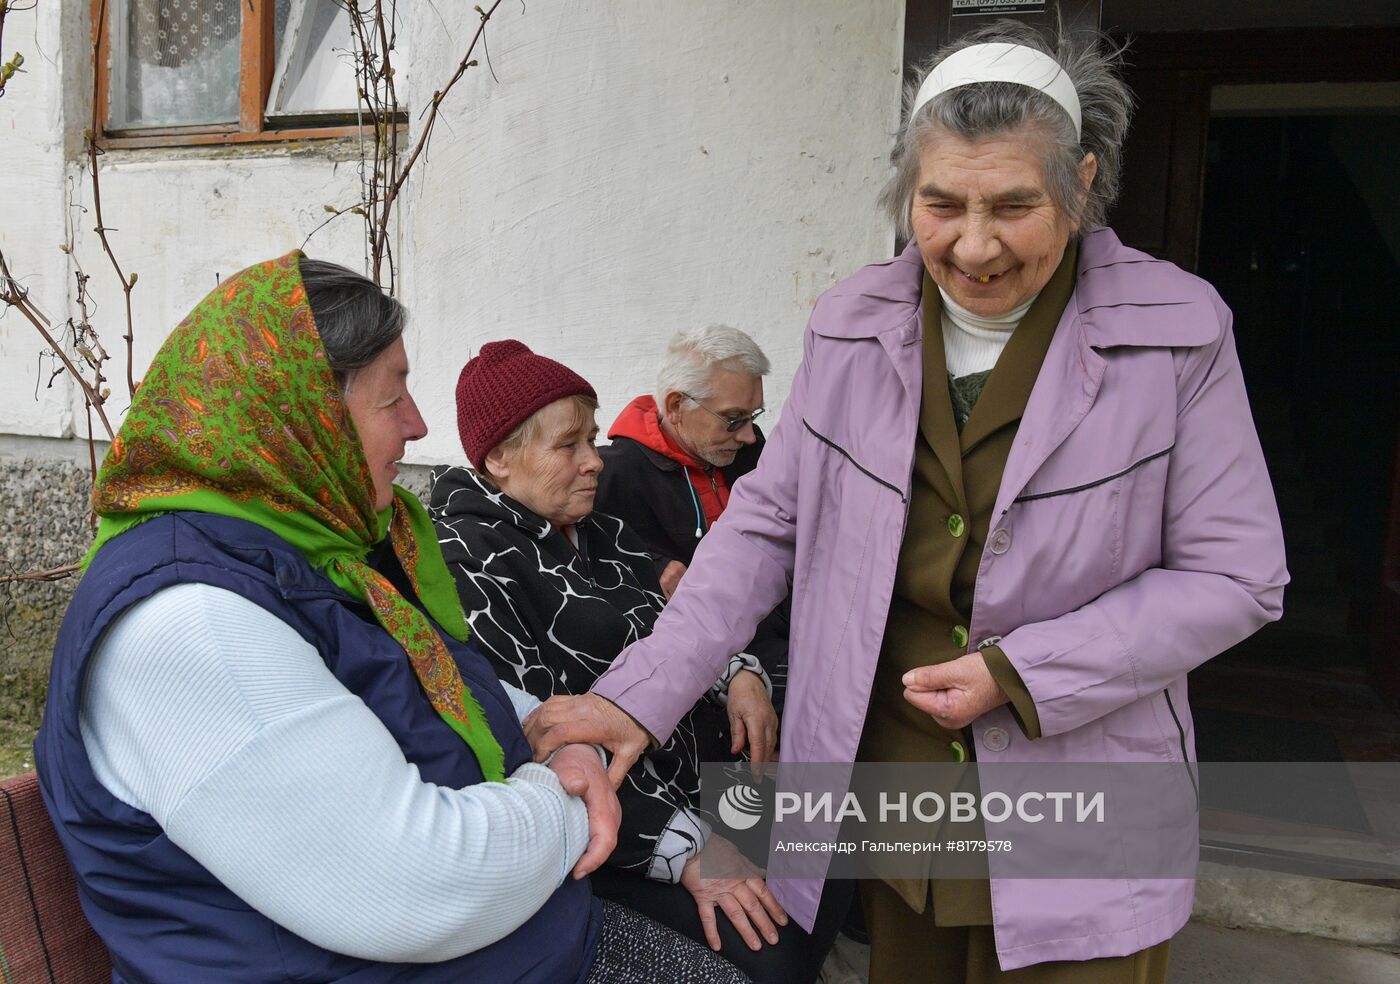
[[3, 2, 904, 465], [0, 0, 73, 439], [400, 0, 904, 463], [64, 152, 365, 407], [1, 3, 363, 439]]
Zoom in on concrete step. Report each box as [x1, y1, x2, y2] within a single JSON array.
[[1168, 922, 1400, 983], [1194, 863, 1400, 949], [817, 916, 1400, 984]]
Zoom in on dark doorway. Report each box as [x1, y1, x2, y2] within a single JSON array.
[[897, 6, 1400, 760], [1189, 109, 1400, 762]]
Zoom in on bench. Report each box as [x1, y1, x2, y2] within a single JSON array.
[[0, 772, 110, 984]]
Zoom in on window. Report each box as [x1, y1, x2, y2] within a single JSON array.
[[95, 0, 366, 147]]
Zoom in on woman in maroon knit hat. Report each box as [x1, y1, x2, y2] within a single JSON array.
[[430, 342, 845, 983]]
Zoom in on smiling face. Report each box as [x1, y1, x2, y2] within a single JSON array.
[[344, 337, 428, 511], [910, 127, 1094, 317], [666, 365, 765, 469], [486, 398, 602, 529]]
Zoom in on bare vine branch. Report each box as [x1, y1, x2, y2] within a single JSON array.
[[0, 563, 81, 585], [0, 0, 125, 448], [0, 251, 114, 440], [386, 1, 503, 206], [87, 0, 137, 399], [0, 0, 35, 100], [0, 0, 125, 588], [336, 0, 505, 289]]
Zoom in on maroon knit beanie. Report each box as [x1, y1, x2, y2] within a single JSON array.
[[455, 340, 598, 470]]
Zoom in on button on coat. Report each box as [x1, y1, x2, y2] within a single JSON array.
[[982, 727, 1011, 752]]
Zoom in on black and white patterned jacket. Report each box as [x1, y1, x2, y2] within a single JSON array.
[[428, 465, 764, 882]]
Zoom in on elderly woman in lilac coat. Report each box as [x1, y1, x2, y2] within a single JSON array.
[[530, 21, 1287, 984]]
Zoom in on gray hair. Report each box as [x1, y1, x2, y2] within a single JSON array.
[[300, 257, 407, 391], [880, 20, 1132, 241], [482, 393, 600, 485], [654, 325, 770, 407]]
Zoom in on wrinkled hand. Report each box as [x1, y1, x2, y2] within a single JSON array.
[[902, 653, 1008, 730], [525, 693, 650, 789], [547, 744, 621, 879], [680, 833, 788, 951], [726, 669, 778, 769], [659, 559, 688, 600]]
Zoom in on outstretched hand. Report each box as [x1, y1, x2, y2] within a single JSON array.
[[680, 833, 788, 952], [546, 743, 620, 879], [525, 692, 651, 789], [902, 653, 1008, 730], [725, 669, 778, 770]]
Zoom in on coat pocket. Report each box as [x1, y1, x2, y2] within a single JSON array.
[[1162, 687, 1201, 810], [1001, 446, 1173, 615], [790, 420, 905, 662], [801, 420, 907, 504], [1012, 446, 1172, 505]]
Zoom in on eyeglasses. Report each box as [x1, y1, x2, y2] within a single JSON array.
[[681, 394, 766, 433]]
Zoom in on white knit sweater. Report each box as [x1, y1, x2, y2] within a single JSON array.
[[80, 581, 590, 963]]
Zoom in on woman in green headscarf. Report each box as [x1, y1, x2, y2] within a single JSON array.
[[35, 253, 752, 983]]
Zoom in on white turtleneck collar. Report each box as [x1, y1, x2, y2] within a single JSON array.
[[937, 286, 1038, 378]]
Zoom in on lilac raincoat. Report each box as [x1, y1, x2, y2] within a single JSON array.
[[594, 228, 1287, 969]]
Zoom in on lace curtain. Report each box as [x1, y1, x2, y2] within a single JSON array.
[[110, 0, 241, 128]]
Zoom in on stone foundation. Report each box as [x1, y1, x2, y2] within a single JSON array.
[[0, 443, 95, 732], [0, 448, 440, 737]]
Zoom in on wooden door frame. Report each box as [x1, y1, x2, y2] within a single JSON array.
[[1111, 26, 1400, 271], [1123, 26, 1400, 708]]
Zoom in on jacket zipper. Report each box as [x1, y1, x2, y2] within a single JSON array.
[[1163, 688, 1200, 809], [682, 469, 706, 538]]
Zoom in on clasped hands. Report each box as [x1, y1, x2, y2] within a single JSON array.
[[545, 743, 620, 880], [525, 675, 784, 951]]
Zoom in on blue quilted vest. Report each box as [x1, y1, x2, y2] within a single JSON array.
[[35, 512, 601, 983]]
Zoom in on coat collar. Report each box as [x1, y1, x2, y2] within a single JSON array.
[[606, 431, 767, 482], [916, 272, 966, 508], [807, 241, 925, 409], [991, 228, 1219, 517], [807, 229, 1217, 513], [990, 294, 1105, 521], [808, 240, 924, 342], [1074, 229, 1220, 349]]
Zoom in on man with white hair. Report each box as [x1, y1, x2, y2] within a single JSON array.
[[597, 325, 789, 711]]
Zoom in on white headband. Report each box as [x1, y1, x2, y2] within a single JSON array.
[[912, 42, 1081, 140]]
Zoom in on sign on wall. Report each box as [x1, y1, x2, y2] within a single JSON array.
[[951, 1, 1048, 14], [905, 2, 1102, 73]]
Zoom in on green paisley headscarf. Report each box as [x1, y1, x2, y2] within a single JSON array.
[[85, 251, 506, 782]]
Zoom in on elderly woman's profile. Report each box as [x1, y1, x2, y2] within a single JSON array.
[[34, 254, 751, 982], [529, 20, 1289, 984]]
